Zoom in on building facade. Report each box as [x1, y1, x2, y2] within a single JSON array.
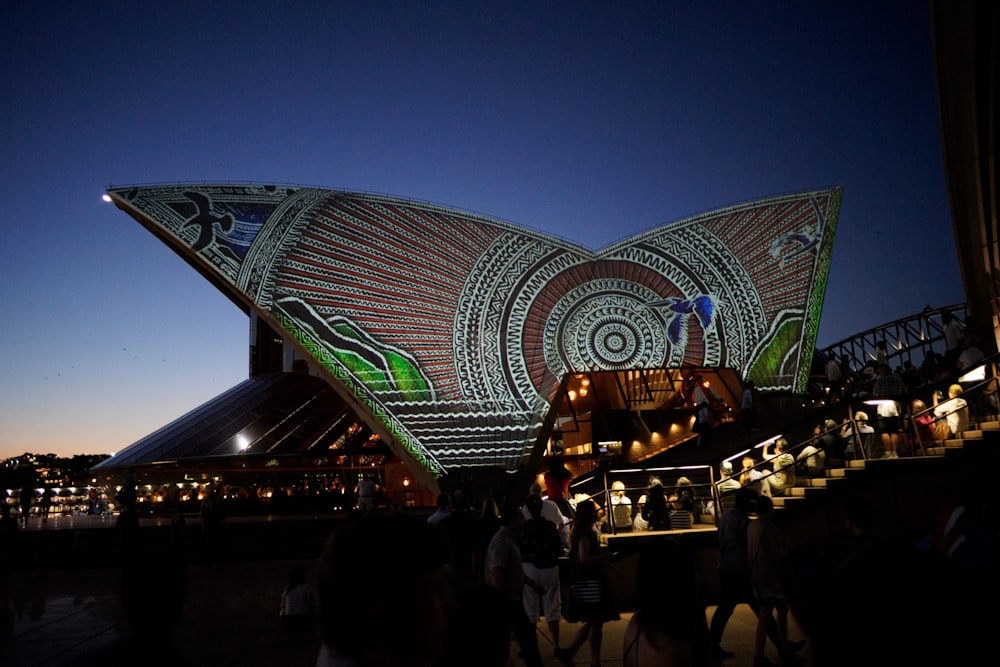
[[102, 184, 841, 488]]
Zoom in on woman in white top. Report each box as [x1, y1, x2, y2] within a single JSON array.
[[762, 438, 795, 496], [933, 383, 969, 436]]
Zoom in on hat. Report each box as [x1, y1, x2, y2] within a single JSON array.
[[721, 461, 734, 475], [854, 411, 869, 421]]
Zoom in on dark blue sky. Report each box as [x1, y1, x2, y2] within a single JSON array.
[[0, 1, 962, 458]]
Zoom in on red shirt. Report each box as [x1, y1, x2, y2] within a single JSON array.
[[544, 472, 570, 500]]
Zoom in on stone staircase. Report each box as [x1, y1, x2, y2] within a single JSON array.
[[926, 417, 1000, 456], [769, 417, 999, 525]]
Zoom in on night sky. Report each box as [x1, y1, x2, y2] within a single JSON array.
[[0, 1, 962, 459]]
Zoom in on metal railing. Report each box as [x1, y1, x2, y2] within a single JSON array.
[[567, 352, 1000, 533], [569, 464, 718, 532], [817, 303, 968, 376]]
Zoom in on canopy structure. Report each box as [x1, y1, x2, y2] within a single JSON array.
[[106, 184, 840, 483]]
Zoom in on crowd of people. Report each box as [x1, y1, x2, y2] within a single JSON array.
[[309, 475, 636, 667], [305, 472, 994, 667]]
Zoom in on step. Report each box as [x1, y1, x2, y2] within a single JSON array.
[[977, 420, 1000, 430], [800, 477, 828, 487], [847, 459, 867, 468], [825, 468, 848, 478], [770, 496, 806, 508], [944, 439, 969, 448]]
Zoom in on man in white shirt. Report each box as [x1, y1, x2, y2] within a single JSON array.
[[609, 480, 633, 532], [717, 461, 742, 494], [522, 482, 568, 548]]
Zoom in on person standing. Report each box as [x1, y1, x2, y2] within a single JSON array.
[[520, 493, 564, 656], [427, 493, 451, 525], [871, 364, 907, 458], [0, 502, 18, 578], [544, 457, 575, 519], [557, 499, 619, 666], [200, 485, 224, 568], [486, 503, 543, 667], [709, 488, 756, 659], [355, 475, 376, 513], [875, 340, 889, 368], [522, 482, 568, 548], [40, 487, 53, 523], [941, 310, 963, 373], [741, 380, 759, 430], [18, 484, 34, 527], [825, 353, 843, 403], [748, 496, 795, 667], [693, 401, 712, 448], [609, 481, 634, 534]]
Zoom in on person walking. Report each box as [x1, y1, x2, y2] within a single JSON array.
[[486, 503, 543, 667], [709, 488, 802, 662], [521, 493, 564, 655], [558, 499, 619, 667], [748, 496, 796, 667]]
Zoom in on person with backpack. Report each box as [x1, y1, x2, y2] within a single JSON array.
[[520, 493, 564, 656]]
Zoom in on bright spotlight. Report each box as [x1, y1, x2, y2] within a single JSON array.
[[102, 194, 112, 203]]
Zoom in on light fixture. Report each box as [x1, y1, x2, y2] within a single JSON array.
[[958, 365, 986, 383], [863, 399, 896, 407]]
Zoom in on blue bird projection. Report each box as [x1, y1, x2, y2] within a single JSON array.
[[641, 295, 718, 352]]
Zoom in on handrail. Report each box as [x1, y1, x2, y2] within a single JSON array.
[[908, 355, 1000, 452], [817, 303, 968, 376], [592, 464, 718, 532], [582, 351, 1000, 536]]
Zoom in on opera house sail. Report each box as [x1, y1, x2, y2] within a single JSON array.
[[106, 184, 841, 481]]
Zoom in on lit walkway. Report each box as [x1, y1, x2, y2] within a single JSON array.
[[0, 555, 807, 667]]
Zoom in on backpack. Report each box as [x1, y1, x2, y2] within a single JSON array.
[[520, 517, 562, 568]]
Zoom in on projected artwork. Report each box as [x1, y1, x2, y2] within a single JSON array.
[[108, 184, 841, 476]]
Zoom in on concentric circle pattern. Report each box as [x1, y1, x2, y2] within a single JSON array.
[[548, 281, 667, 374]]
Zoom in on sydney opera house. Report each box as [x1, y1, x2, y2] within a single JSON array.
[[94, 184, 842, 500]]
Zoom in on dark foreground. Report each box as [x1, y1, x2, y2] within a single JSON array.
[[0, 514, 797, 667]]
